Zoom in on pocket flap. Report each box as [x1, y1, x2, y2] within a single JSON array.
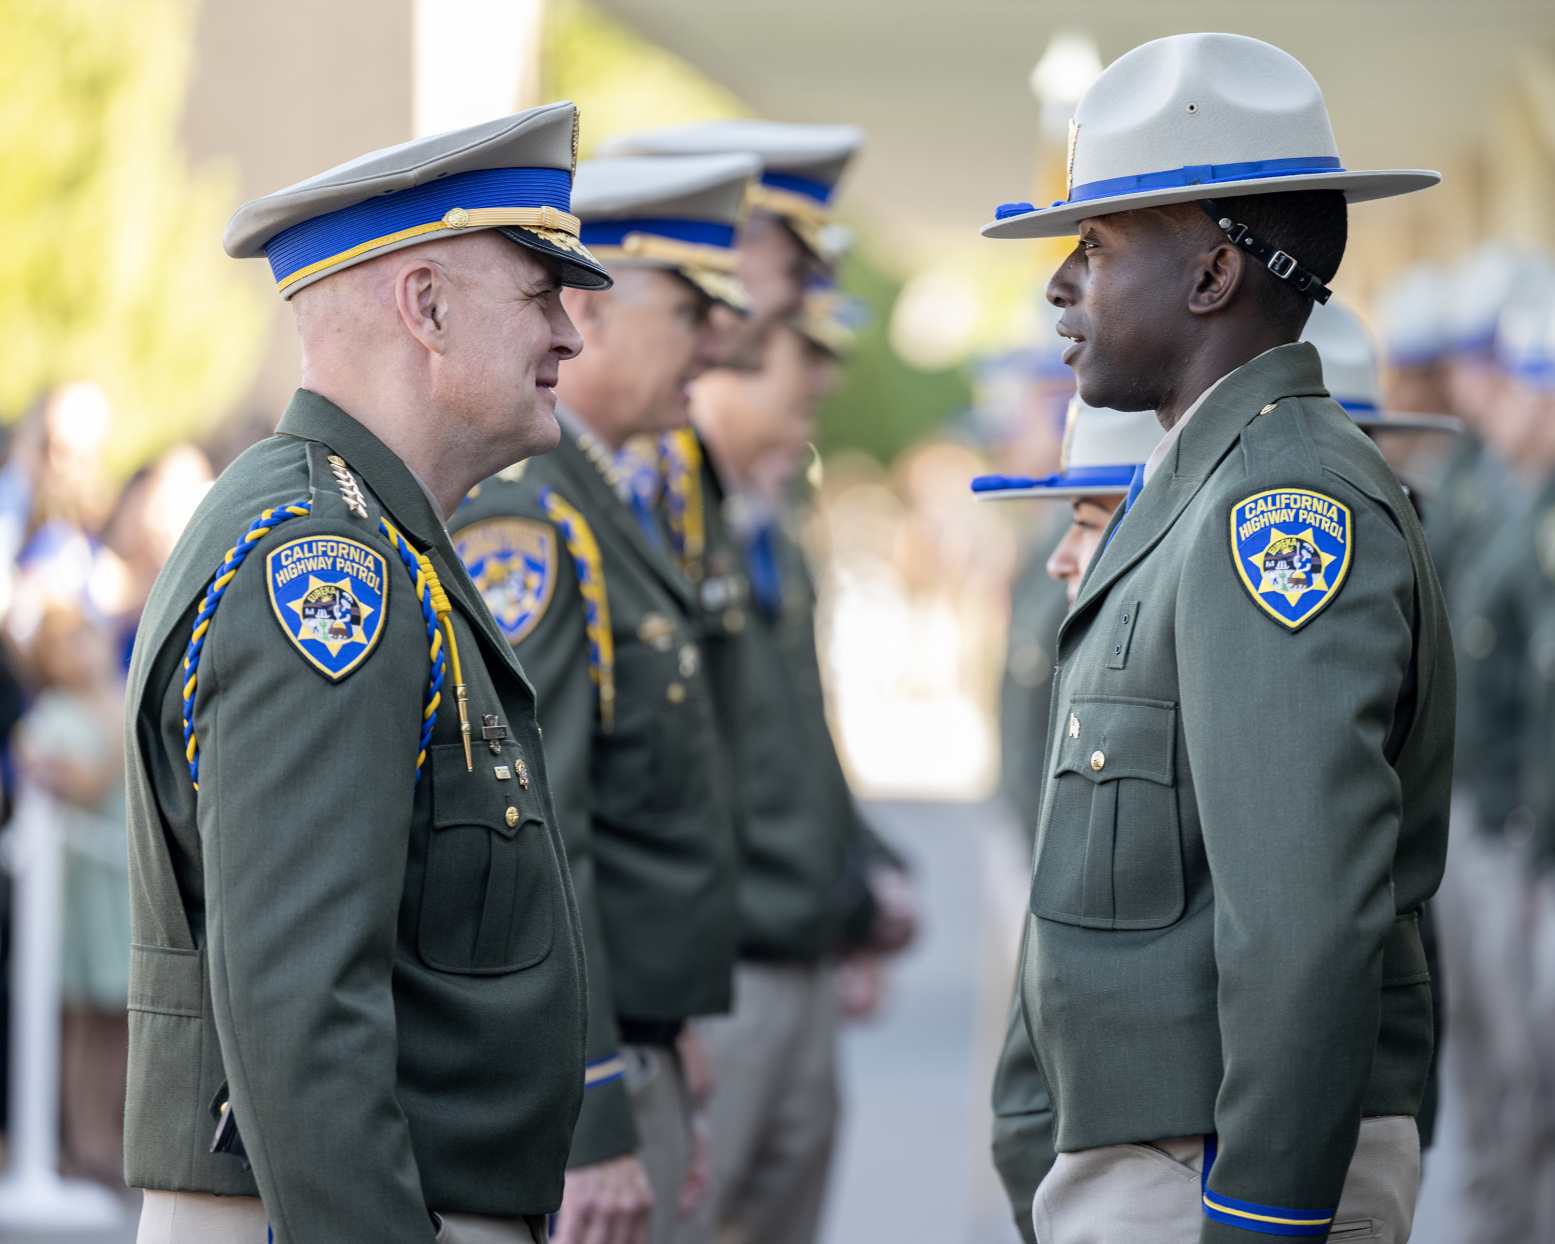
[[432, 744, 545, 838], [1054, 696, 1176, 785], [128, 943, 203, 1018]]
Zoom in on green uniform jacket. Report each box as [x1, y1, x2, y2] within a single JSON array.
[[728, 504, 872, 963], [1452, 473, 1551, 834], [124, 392, 587, 1242], [1000, 528, 1071, 845], [991, 980, 1055, 1244], [1021, 344, 1453, 1241], [450, 412, 739, 1168]]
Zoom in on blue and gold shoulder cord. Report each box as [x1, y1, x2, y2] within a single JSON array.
[[659, 428, 705, 574], [1200, 1135, 1335, 1236], [537, 486, 615, 733], [183, 505, 471, 788]]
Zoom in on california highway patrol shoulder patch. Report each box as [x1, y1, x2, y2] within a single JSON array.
[[267, 536, 388, 679], [1230, 488, 1352, 631], [453, 517, 557, 645]]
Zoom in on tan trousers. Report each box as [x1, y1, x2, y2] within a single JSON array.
[[1032, 1116, 1419, 1244], [625, 1043, 694, 1244], [137, 1191, 537, 1243], [675, 963, 840, 1244]]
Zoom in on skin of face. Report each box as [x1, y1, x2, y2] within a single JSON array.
[[691, 324, 839, 497], [1047, 495, 1125, 605], [554, 267, 721, 449], [1046, 205, 1303, 429], [709, 212, 815, 371], [293, 232, 582, 512]]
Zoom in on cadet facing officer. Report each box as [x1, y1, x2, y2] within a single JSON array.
[[450, 152, 756, 1244], [973, 401, 1165, 1244], [983, 33, 1452, 1242], [124, 105, 610, 1244]]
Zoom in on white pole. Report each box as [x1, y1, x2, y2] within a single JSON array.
[[0, 783, 121, 1229]]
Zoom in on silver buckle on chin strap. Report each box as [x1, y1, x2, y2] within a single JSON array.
[[1266, 250, 1298, 280]]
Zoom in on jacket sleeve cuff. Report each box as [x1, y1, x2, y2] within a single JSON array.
[[565, 1060, 639, 1169], [1199, 1190, 1337, 1240]]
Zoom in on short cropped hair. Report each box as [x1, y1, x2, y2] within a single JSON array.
[[1208, 189, 1349, 334]]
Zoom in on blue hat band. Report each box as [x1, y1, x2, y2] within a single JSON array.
[[580, 218, 736, 251], [1052, 156, 1344, 208], [761, 170, 834, 205], [265, 166, 573, 291], [972, 465, 1140, 493]]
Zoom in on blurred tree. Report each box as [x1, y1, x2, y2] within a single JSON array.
[[0, 0, 266, 476], [541, 0, 751, 157], [818, 247, 972, 464]]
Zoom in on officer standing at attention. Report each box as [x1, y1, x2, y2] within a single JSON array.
[[450, 153, 756, 1244], [671, 285, 911, 1244], [124, 105, 610, 1244], [983, 33, 1452, 1243], [973, 403, 1164, 1244]]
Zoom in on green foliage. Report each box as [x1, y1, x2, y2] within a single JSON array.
[[541, 0, 751, 155], [817, 247, 972, 464], [0, 0, 266, 474]]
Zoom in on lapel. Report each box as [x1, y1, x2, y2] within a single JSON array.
[[551, 410, 696, 609], [1061, 343, 1330, 642], [275, 390, 528, 680]]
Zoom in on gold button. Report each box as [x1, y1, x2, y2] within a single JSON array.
[[505, 806, 520, 827], [1090, 751, 1106, 771], [443, 207, 470, 229], [666, 681, 686, 704]]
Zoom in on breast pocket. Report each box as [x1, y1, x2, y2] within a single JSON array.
[[1032, 695, 1184, 930], [419, 743, 556, 975]]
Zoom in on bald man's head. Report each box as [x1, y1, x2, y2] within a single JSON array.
[[292, 230, 583, 514]]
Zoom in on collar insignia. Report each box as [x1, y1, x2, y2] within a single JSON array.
[[267, 536, 388, 679], [1230, 488, 1352, 630], [453, 517, 558, 645]]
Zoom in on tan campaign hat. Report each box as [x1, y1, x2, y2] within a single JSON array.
[[982, 33, 1438, 242]]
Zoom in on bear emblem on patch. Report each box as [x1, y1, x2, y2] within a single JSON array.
[[267, 536, 388, 679], [1230, 488, 1352, 630]]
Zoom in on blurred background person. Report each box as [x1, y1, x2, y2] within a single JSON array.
[[677, 284, 916, 1244], [15, 604, 130, 1188], [971, 399, 1162, 1244]]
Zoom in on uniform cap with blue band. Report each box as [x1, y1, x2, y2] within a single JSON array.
[[981, 33, 1438, 243], [1447, 242, 1555, 358], [1495, 275, 1555, 393], [1300, 299, 1463, 434], [597, 120, 864, 258], [572, 153, 760, 311], [972, 399, 1164, 499], [223, 102, 612, 297]]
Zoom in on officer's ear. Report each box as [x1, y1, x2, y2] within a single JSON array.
[[394, 256, 454, 356]]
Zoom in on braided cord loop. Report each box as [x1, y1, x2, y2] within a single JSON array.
[[659, 428, 704, 568], [379, 517, 449, 781], [538, 485, 615, 732], [182, 501, 314, 788]]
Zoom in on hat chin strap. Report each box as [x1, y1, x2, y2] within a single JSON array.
[[1196, 199, 1333, 305]]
